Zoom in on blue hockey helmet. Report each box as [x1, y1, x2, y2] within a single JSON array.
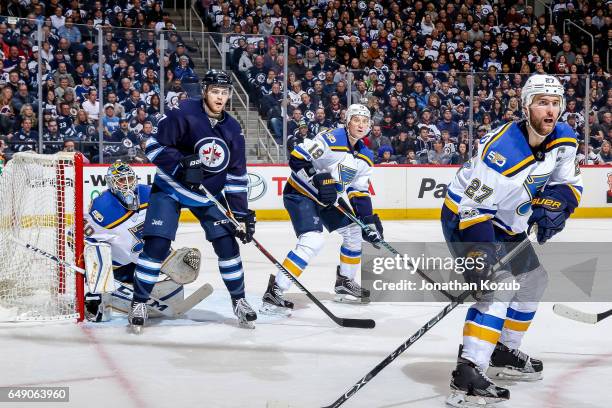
[[105, 160, 139, 211], [201, 69, 232, 91]]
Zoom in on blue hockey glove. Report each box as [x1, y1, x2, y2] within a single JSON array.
[[361, 214, 383, 248], [233, 209, 256, 244], [312, 172, 338, 206], [528, 194, 568, 244]]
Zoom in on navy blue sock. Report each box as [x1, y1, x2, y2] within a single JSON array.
[[212, 236, 245, 300], [133, 236, 171, 303]]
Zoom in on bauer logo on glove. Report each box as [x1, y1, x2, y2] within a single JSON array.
[[531, 197, 564, 211]]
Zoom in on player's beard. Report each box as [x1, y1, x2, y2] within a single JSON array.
[[528, 110, 556, 137]]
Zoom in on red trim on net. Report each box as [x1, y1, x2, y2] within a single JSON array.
[[74, 153, 85, 322]]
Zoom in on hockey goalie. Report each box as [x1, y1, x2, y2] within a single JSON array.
[[83, 161, 212, 323]]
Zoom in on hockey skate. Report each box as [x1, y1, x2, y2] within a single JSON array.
[[334, 266, 370, 304], [233, 297, 257, 329], [447, 355, 510, 408], [488, 342, 543, 381], [260, 274, 294, 316], [128, 301, 148, 334]]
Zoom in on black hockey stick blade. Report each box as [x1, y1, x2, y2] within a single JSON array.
[[337, 317, 376, 329], [553, 304, 612, 324]]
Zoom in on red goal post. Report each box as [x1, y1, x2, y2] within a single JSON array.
[[0, 152, 85, 322]]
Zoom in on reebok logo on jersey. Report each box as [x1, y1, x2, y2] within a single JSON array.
[[152, 219, 164, 226]]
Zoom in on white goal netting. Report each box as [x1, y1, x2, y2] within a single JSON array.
[[0, 152, 83, 321]]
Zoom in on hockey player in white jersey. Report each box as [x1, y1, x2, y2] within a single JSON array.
[[441, 75, 583, 407], [260, 104, 383, 315], [83, 161, 201, 322]]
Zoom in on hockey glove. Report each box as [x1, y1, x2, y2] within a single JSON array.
[[528, 194, 568, 244], [463, 244, 496, 288], [177, 154, 204, 188], [234, 209, 256, 244], [361, 214, 383, 248], [312, 172, 338, 206]]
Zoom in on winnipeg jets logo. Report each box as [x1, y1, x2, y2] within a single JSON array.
[[195, 137, 230, 173]]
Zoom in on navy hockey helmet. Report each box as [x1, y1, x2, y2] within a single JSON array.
[[201, 70, 232, 91]]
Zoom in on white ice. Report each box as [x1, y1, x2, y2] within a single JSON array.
[[1, 219, 611, 408]]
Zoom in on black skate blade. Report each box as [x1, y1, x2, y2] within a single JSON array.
[[128, 324, 144, 335], [487, 366, 542, 382], [238, 319, 256, 329], [446, 390, 507, 407], [260, 302, 292, 317], [334, 293, 371, 304]]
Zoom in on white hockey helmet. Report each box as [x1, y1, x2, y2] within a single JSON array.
[[345, 103, 371, 134], [521, 74, 566, 118]]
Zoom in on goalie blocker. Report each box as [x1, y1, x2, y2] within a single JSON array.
[[84, 244, 203, 322]]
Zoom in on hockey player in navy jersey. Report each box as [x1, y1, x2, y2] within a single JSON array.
[[260, 104, 383, 315], [441, 75, 583, 407], [83, 161, 202, 323], [133, 70, 257, 331]]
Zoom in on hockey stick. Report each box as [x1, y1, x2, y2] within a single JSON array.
[[552, 304, 612, 324], [8, 235, 212, 319], [322, 229, 537, 408], [198, 185, 375, 329], [333, 197, 456, 301]]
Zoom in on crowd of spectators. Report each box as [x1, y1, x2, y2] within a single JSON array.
[[0, 0, 200, 164], [207, 0, 611, 165]]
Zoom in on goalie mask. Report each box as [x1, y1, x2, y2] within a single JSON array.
[[106, 160, 139, 211]]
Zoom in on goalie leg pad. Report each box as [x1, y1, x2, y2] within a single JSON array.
[[84, 242, 114, 294], [161, 247, 201, 284]]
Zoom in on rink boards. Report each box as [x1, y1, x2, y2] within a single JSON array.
[[82, 164, 612, 220]]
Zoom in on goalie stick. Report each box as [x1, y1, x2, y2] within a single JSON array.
[[198, 185, 375, 329], [8, 235, 213, 318], [322, 228, 537, 408], [552, 304, 612, 324], [113, 281, 214, 318]]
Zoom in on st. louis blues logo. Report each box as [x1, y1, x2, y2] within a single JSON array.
[[195, 137, 230, 173], [337, 164, 357, 192]]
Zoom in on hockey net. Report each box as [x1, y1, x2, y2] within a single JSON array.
[[0, 152, 84, 322]]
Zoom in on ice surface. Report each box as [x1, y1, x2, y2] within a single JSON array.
[[0, 219, 610, 408]]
